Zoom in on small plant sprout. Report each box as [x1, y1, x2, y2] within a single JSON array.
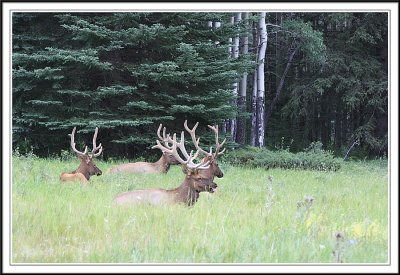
[[265, 176, 275, 213]]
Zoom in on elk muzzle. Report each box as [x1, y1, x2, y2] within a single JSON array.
[[214, 169, 224, 178], [206, 181, 218, 193]]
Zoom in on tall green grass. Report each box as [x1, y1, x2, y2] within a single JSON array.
[[11, 156, 388, 263]]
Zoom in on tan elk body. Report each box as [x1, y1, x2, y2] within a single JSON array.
[[109, 124, 179, 174], [113, 170, 216, 206], [60, 127, 103, 185]]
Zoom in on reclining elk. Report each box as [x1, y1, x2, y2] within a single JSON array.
[[60, 127, 103, 185], [109, 124, 180, 174]]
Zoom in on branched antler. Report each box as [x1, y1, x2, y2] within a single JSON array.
[[90, 127, 103, 157], [69, 127, 102, 158], [152, 129, 209, 171], [207, 124, 226, 157], [69, 127, 88, 158], [184, 120, 226, 160]]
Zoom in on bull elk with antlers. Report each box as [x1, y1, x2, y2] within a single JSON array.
[[60, 127, 103, 184], [183, 120, 226, 180], [113, 129, 218, 207], [109, 124, 180, 174]]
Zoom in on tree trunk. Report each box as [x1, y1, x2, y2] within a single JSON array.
[[250, 18, 259, 147], [257, 12, 267, 148], [230, 13, 241, 142], [237, 12, 249, 147], [250, 71, 258, 147], [225, 16, 235, 136], [213, 21, 225, 133]]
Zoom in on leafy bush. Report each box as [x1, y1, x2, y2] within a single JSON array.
[[12, 146, 39, 159], [224, 143, 342, 171]]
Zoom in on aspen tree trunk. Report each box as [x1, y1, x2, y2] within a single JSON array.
[[257, 12, 267, 148], [250, 18, 259, 147], [250, 69, 258, 147], [230, 13, 241, 141], [237, 12, 249, 147], [212, 21, 225, 132], [224, 16, 235, 134]]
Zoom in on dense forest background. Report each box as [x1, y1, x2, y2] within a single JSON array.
[[12, 12, 388, 160]]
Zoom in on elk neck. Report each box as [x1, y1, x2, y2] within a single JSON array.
[[74, 162, 91, 180], [168, 177, 200, 206], [155, 154, 170, 173]]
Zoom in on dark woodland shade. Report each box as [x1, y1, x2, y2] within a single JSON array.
[[12, 12, 388, 159]]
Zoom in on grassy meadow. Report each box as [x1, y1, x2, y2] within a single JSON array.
[[11, 156, 389, 263]]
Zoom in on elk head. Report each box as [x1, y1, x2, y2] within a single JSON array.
[[184, 120, 226, 179], [182, 166, 218, 194], [69, 127, 103, 180]]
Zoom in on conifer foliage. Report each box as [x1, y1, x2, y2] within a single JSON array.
[[12, 12, 252, 158]]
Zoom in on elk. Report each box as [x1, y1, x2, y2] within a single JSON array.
[[183, 120, 226, 180], [60, 127, 103, 185], [109, 124, 180, 174], [113, 130, 217, 207]]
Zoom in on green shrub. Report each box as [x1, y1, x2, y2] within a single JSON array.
[[224, 143, 342, 171]]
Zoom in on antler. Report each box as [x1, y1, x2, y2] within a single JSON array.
[[207, 124, 226, 158], [152, 130, 209, 171], [69, 127, 88, 158], [89, 127, 103, 158], [69, 127, 102, 158], [184, 120, 213, 157], [184, 120, 226, 159], [157, 124, 174, 149]]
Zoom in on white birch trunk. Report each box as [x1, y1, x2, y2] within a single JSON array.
[[250, 18, 259, 147], [230, 13, 241, 141], [257, 12, 267, 148], [225, 16, 235, 134], [250, 68, 258, 147], [237, 12, 249, 146]]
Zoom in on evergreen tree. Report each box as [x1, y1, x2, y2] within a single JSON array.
[[12, 12, 253, 158]]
